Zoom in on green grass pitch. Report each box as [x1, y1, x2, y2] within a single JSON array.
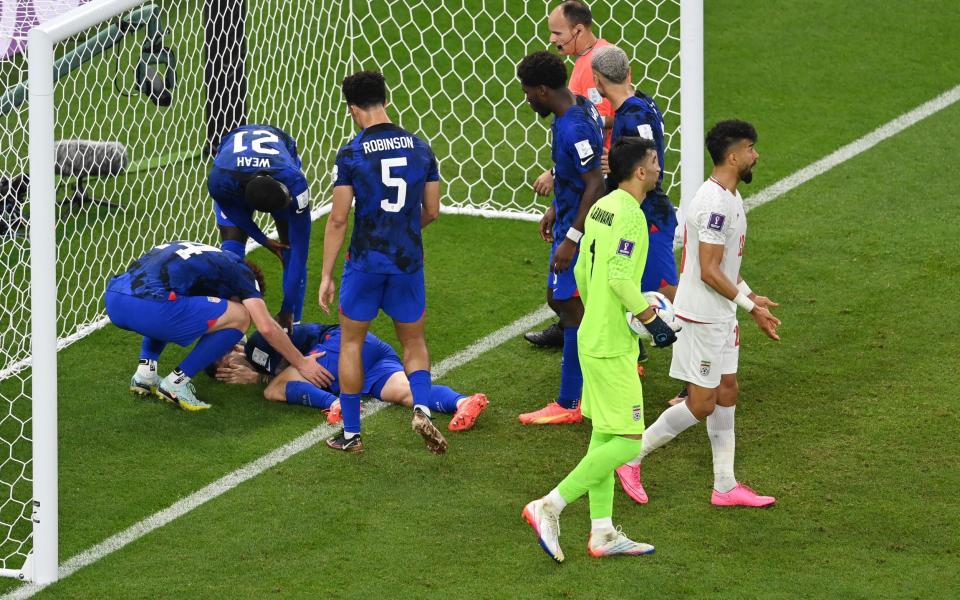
[[1, 0, 959, 597]]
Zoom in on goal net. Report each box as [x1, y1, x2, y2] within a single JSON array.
[[0, 0, 695, 582]]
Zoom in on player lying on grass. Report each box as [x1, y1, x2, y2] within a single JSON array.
[[105, 241, 330, 411], [211, 323, 489, 438], [207, 124, 312, 333]]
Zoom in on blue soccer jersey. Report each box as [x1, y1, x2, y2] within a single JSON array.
[[208, 124, 310, 215], [245, 322, 333, 375], [610, 92, 678, 235], [333, 123, 439, 274], [551, 96, 604, 239], [106, 241, 262, 301], [207, 124, 312, 317]]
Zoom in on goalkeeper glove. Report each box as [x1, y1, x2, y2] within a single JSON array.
[[642, 314, 680, 348]]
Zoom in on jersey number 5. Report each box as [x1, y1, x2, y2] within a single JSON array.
[[380, 157, 407, 213], [233, 130, 280, 155]]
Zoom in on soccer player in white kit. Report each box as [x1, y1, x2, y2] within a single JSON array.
[[615, 120, 782, 507]]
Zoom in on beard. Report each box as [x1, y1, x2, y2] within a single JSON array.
[[740, 166, 754, 184]]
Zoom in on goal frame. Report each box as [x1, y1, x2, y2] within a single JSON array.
[[20, 0, 703, 584]]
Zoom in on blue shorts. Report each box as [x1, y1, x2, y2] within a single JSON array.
[[339, 263, 426, 323], [641, 229, 680, 292], [105, 290, 228, 346], [547, 238, 579, 301], [311, 338, 403, 398]]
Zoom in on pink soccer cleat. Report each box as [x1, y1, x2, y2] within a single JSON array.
[[615, 463, 649, 504], [711, 483, 776, 507]]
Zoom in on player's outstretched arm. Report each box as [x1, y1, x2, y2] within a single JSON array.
[[420, 181, 440, 229], [319, 185, 353, 313], [242, 297, 333, 387], [276, 213, 311, 331], [701, 245, 781, 340]]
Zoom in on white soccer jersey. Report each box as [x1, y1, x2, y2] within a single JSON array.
[[674, 177, 747, 323]]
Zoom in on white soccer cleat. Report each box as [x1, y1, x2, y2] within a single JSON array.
[[129, 371, 160, 396], [587, 527, 655, 558], [157, 378, 211, 411], [522, 498, 564, 563]]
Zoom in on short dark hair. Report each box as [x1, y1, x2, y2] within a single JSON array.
[[559, 1, 592, 28], [706, 120, 757, 165], [244, 173, 291, 212], [342, 70, 387, 108], [244, 259, 266, 296], [608, 136, 657, 186], [517, 51, 567, 89]]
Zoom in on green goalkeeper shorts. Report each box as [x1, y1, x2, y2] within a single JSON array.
[[579, 352, 645, 435]]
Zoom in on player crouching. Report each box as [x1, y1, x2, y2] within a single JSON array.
[[105, 241, 330, 411]]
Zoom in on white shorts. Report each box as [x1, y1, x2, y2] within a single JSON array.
[[669, 318, 739, 388]]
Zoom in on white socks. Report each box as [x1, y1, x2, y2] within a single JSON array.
[[591, 517, 614, 535], [545, 488, 567, 512], [707, 404, 737, 493], [626, 401, 700, 466], [136, 359, 157, 379]]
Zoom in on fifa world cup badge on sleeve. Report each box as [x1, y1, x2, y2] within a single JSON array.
[[707, 213, 725, 231], [617, 239, 635, 257]]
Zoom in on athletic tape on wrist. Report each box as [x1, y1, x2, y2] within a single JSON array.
[[734, 292, 756, 313], [565, 227, 583, 244]]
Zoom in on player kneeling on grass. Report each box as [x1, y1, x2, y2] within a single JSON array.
[[211, 323, 489, 442], [523, 137, 680, 562], [104, 241, 331, 411]]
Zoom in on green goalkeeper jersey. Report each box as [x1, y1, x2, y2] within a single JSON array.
[[574, 188, 650, 358]]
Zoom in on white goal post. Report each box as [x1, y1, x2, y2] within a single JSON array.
[[2, 0, 703, 584]]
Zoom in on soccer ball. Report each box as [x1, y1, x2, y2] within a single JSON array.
[[627, 291, 677, 338]]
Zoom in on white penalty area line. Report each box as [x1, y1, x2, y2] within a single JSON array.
[[2, 305, 556, 600], [742, 82, 960, 211]]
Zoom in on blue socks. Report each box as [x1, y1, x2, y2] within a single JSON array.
[[340, 392, 362, 435], [556, 327, 582, 409], [285, 381, 337, 409], [408, 370, 432, 415], [221, 239, 246, 258], [428, 385, 464, 413], [140, 337, 167, 361], [177, 328, 243, 378]]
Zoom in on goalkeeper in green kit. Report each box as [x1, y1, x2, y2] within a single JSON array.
[[522, 137, 680, 562]]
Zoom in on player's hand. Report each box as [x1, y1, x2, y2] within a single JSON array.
[[264, 238, 289, 262], [641, 314, 681, 348], [552, 238, 577, 273], [275, 311, 294, 335], [318, 277, 335, 314], [533, 169, 554, 196], [539, 205, 556, 243], [750, 305, 781, 341], [600, 149, 610, 175], [751, 294, 779, 310], [215, 362, 260, 385], [297, 354, 333, 388]]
